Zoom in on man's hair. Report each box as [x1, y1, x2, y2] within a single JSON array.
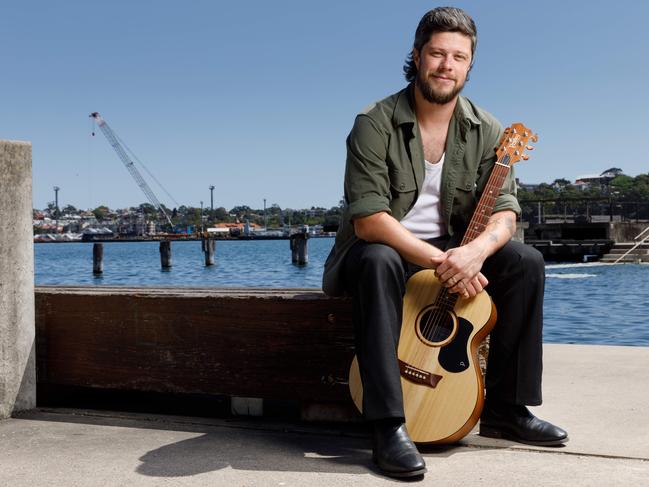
[[403, 7, 477, 82]]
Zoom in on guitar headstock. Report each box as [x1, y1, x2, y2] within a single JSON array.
[[495, 122, 538, 165]]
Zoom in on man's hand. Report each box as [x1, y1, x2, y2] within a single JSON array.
[[430, 245, 489, 298], [429, 211, 517, 298]]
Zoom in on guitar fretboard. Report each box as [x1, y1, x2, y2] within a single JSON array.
[[460, 156, 512, 246]]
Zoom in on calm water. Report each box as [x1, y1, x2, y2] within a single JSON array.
[[34, 239, 649, 346]]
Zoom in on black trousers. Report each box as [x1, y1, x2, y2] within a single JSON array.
[[343, 237, 545, 421]]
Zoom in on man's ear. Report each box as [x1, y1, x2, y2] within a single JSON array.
[[412, 48, 420, 69]]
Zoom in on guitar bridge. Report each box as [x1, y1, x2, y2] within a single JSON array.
[[398, 359, 443, 388]]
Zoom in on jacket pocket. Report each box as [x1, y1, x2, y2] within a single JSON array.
[[389, 170, 417, 194], [389, 169, 417, 220]]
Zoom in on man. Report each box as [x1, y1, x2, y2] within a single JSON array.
[[322, 7, 568, 479]]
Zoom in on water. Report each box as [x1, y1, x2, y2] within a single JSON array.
[[35, 239, 332, 288], [34, 240, 649, 346], [543, 263, 649, 346]]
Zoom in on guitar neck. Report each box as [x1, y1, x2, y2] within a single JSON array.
[[437, 123, 535, 310], [459, 156, 512, 246], [439, 158, 511, 310]]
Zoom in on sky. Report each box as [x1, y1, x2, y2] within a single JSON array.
[[1, 0, 648, 211]]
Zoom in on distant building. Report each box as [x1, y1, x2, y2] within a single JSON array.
[[574, 168, 624, 191], [81, 227, 114, 241], [209, 222, 262, 237], [305, 208, 325, 218]]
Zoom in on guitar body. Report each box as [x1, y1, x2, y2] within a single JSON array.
[[348, 269, 497, 444]]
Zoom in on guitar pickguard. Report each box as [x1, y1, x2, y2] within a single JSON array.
[[438, 317, 473, 373]]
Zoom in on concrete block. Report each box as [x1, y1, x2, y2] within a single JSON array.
[[0, 140, 36, 418]]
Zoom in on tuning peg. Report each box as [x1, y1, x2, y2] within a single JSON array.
[[504, 127, 511, 133], [526, 145, 535, 150], [531, 134, 539, 142], [522, 154, 530, 160]]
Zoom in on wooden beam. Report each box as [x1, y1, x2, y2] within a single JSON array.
[[35, 287, 355, 408]]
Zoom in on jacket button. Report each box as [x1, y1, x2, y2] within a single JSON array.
[[465, 183, 472, 190], [400, 183, 405, 189]]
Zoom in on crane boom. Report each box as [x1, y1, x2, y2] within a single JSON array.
[[90, 112, 174, 229]]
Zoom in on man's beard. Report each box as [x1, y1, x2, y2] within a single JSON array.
[[416, 70, 466, 105]]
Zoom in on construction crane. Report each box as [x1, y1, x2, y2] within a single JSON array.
[[90, 112, 174, 229]]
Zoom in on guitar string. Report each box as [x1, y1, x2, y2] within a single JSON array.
[[418, 154, 513, 357], [420, 168, 507, 343], [420, 169, 507, 348]]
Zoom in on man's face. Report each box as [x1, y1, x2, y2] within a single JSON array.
[[413, 31, 473, 105]]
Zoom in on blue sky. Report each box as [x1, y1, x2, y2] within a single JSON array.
[[2, 0, 647, 211]]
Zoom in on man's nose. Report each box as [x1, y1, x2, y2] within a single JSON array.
[[439, 55, 453, 70]]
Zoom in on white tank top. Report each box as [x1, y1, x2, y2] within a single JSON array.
[[400, 153, 446, 239]]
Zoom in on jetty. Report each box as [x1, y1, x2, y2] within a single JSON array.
[[523, 221, 649, 262]]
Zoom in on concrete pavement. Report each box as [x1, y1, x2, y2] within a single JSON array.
[[1, 343, 648, 486]]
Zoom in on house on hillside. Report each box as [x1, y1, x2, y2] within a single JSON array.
[[574, 168, 624, 191]]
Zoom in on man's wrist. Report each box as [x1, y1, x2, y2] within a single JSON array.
[[466, 239, 490, 262]]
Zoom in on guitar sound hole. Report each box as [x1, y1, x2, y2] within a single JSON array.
[[417, 307, 455, 344]]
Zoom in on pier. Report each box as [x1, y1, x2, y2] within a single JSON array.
[[523, 221, 648, 261]]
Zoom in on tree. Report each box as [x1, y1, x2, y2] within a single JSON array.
[[230, 205, 251, 214], [92, 205, 110, 221], [551, 178, 572, 191], [213, 207, 229, 221], [601, 167, 624, 177], [61, 204, 78, 215], [633, 174, 649, 201], [139, 203, 157, 216], [610, 175, 634, 200]]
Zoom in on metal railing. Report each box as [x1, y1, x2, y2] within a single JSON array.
[[519, 198, 649, 224], [613, 226, 649, 264]]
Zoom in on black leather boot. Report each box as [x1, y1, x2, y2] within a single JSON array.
[[372, 419, 426, 478], [480, 401, 569, 446]]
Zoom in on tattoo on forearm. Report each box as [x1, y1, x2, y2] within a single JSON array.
[[485, 216, 515, 243]]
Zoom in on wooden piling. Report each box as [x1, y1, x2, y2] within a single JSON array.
[[160, 240, 172, 268], [290, 232, 309, 265], [92, 243, 103, 274], [202, 236, 216, 266]]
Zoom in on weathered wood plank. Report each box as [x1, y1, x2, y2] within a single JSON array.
[[35, 287, 355, 406]]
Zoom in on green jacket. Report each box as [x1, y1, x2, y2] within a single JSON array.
[[322, 85, 521, 297]]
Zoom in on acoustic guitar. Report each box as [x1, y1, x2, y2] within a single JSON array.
[[348, 123, 538, 444]]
